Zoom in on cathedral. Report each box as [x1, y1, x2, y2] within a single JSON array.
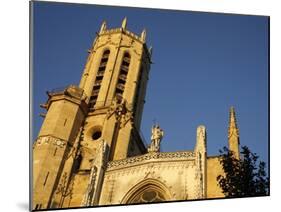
[[32, 18, 240, 210]]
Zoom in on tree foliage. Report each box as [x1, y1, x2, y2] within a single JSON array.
[[217, 146, 269, 197]]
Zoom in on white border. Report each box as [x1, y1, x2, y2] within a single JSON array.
[[1, 0, 279, 211]]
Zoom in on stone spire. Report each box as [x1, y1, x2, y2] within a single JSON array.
[[228, 106, 240, 159]]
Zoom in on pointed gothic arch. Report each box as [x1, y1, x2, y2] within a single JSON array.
[[121, 178, 172, 204], [115, 51, 131, 101], [89, 49, 110, 109]]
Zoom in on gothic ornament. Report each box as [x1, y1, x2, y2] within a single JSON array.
[[82, 166, 97, 206], [53, 139, 66, 148], [106, 97, 133, 128], [148, 124, 164, 152]]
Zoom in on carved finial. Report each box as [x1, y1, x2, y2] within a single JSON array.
[[149, 46, 153, 56], [121, 17, 127, 29], [99, 20, 107, 33], [141, 28, 146, 42]]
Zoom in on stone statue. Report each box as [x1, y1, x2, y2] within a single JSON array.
[[148, 124, 164, 152]]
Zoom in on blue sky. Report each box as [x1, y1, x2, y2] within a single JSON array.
[[32, 2, 269, 165]]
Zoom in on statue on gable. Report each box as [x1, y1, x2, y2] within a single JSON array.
[[148, 124, 164, 152]]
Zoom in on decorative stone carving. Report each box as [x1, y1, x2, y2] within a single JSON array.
[[120, 109, 133, 128], [107, 179, 115, 203], [94, 139, 109, 168], [55, 172, 75, 208], [106, 97, 133, 128], [81, 140, 109, 206], [34, 136, 66, 148], [34, 136, 49, 146], [148, 124, 164, 152], [107, 151, 195, 169], [82, 166, 97, 206], [53, 139, 66, 148]]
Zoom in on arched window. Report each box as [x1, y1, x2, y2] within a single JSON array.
[[115, 52, 131, 101], [89, 50, 110, 109], [122, 179, 172, 204], [129, 187, 166, 203]]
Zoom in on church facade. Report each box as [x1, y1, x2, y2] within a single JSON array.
[[32, 18, 240, 210]]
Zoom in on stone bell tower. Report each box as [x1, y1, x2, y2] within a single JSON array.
[[70, 18, 152, 207], [33, 18, 152, 209], [78, 17, 151, 164]]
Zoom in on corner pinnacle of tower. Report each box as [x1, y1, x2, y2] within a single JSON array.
[[141, 28, 147, 42], [121, 17, 127, 29], [100, 20, 107, 33]]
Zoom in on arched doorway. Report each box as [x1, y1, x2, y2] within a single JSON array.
[[122, 178, 172, 204]]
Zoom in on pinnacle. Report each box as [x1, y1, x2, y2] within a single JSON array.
[[229, 106, 237, 127], [121, 17, 127, 29], [228, 106, 239, 136]]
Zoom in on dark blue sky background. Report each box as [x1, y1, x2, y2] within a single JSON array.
[[32, 2, 269, 164]]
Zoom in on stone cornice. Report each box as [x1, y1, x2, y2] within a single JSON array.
[[106, 151, 195, 170], [45, 85, 88, 115]]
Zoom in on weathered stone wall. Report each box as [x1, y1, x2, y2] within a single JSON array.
[[99, 151, 202, 205], [206, 156, 224, 198]]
